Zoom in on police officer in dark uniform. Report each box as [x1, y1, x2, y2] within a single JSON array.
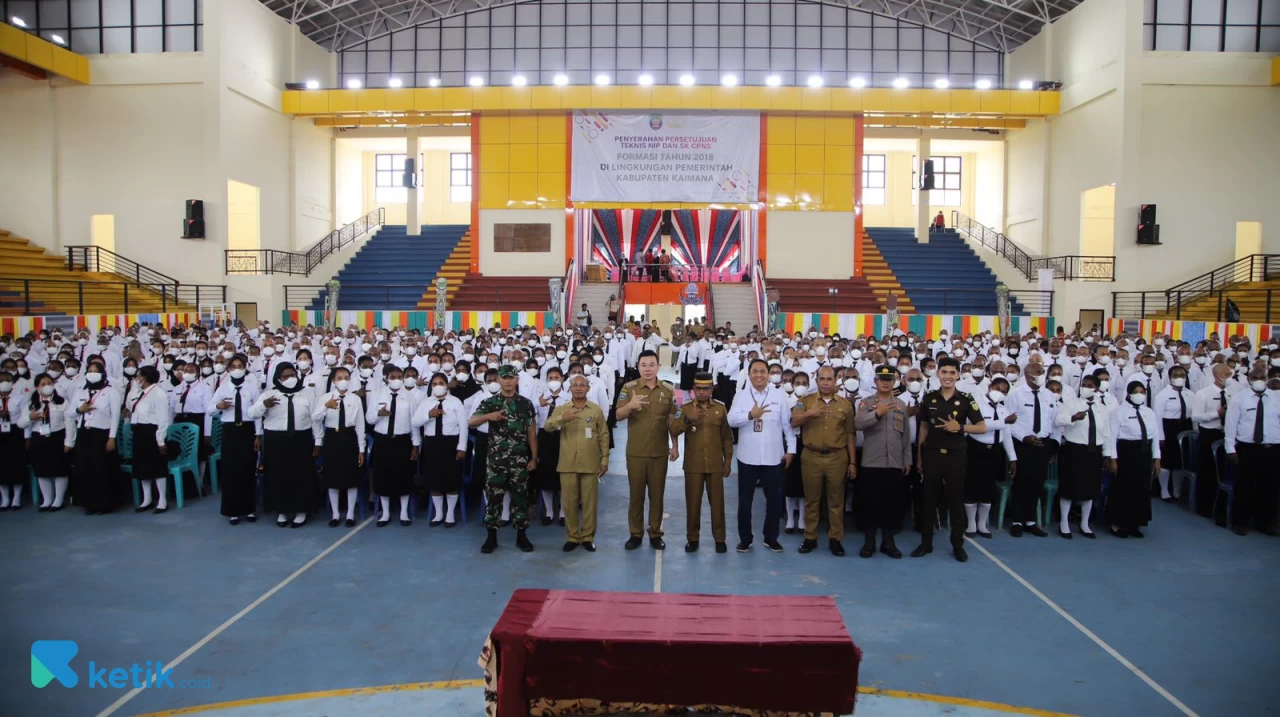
[[915, 356, 987, 562]]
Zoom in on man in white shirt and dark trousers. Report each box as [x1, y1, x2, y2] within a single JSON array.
[[727, 358, 796, 552], [1007, 363, 1060, 537], [1223, 366, 1279, 536], [1191, 363, 1236, 517]]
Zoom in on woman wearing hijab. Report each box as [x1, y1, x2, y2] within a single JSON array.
[[212, 355, 262, 525], [250, 362, 321, 528], [129, 365, 173, 513], [17, 373, 73, 511], [313, 365, 364, 527], [68, 359, 122, 514], [1104, 378, 1163, 538]]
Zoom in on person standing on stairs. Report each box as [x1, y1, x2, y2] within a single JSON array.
[[932, 211, 945, 233]]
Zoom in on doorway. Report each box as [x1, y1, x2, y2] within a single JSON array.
[[1079, 309, 1104, 334], [235, 302, 258, 326], [1235, 221, 1262, 261], [1079, 185, 1115, 256], [227, 180, 261, 251]]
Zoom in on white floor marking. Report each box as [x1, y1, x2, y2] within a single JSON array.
[[653, 548, 663, 593], [94, 516, 376, 717], [967, 539, 1200, 717]]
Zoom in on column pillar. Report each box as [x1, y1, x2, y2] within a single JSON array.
[[405, 128, 421, 235], [915, 135, 932, 243]]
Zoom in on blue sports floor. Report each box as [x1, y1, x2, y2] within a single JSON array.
[[2, 420, 1277, 717]]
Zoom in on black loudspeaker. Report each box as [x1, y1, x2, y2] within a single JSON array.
[[661, 210, 673, 236], [1137, 224, 1160, 245], [920, 160, 935, 191], [183, 219, 206, 239], [186, 199, 204, 221], [402, 157, 417, 188], [1140, 204, 1156, 225]]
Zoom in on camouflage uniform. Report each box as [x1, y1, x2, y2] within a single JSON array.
[[476, 392, 537, 530]]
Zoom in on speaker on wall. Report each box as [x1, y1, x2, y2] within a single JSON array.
[[1137, 203, 1160, 245], [920, 160, 936, 191], [402, 157, 417, 188], [1140, 204, 1156, 225], [183, 199, 205, 239], [186, 199, 204, 221]]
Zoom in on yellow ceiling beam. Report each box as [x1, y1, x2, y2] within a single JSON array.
[[0, 21, 90, 83], [314, 112, 1026, 131]]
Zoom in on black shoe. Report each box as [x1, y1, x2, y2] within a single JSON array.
[[329, 518, 340, 528], [500, 519, 511, 527], [562, 541, 578, 552], [784, 526, 796, 535], [582, 542, 596, 552], [430, 519, 443, 527], [625, 536, 643, 550], [953, 546, 968, 562], [685, 541, 699, 553], [541, 516, 553, 526], [964, 530, 977, 538], [1110, 527, 1129, 538], [245, 514, 257, 523], [1129, 528, 1144, 539], [1010, 524, 1024, 537], [1161, 496, 1176, 503], [481, 529, 499, 553], [0, 506, 8, 512], [1259, 527, 1278, 537], [764, 540, 784, 553], [445, 520, 457, 528], [1080, 530, 1097, 539], [650, 537, 666, 550], [829, 539, 845, 557], [977, 530, 993, 539], [153, 507, 168, 515], [880, 539, 903, 559], [291, 520, 305, 528], [799, 539, 818, 554], [1026, 525, 1048, 538], [377, 519, 389, 528], [345, 518, 356, 527], [50, 505, 64, 513], [736, 541, 752, 553], [277, 518, 289, 528], [6, 504, 18, 511], [1058, 529, 1073, 540], [229, 517, 241, 526], [558, 517, 565, 527], [135, 504, 152, 513], [911, 543, 933, 558], [1232, 526, 1248, 536], [715, 542, 727, 554], [400, 518, 411, 527], [38, 506, 49, 513], [516, 530, 534, 552], [859, 538, 875, 558]]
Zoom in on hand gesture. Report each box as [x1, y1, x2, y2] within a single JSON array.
[[683, 402, 702, 421], [377, 403, 390, 417], [325, 397, 341, 410], [669, 444, 680, 462], [539, 394, 552, 407], [875, 400, 893, 417], [748, 398, 771, 420], [263, 395, 280, 408], [216, 400, 232, 410], [943, 417, 961, 433], [627, 392, 648, 412], [806, 402, 824, 419], [488, 409, 508, 422], [28, 408, 44, 421], [1217, 405, 1226, 418], [561, 407, 579, 422], [1004, 413, 1017, 424], [428, 407, 444, 418], [1072, 411, 1087, 422], [77, 402, 96, 414]]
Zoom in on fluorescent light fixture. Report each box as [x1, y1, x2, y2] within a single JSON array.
[[765, 75, 782, 87], [427, 77, 441, 87], [388, 77, 403, 88], [975, 78, 993, 90], [50, 34, 65, 45], [848, 77, 867, 89], [1018, 79, 1034, 90], [594, 74, 611, 86], [511, 74, 527, 86], [468, 76, 485, 87], [10, 16, 26, 27], [346, 78, 362, 89], [721, 74, 738, 87], [304, 79, 320, 90], [806, 75, 823, 88], [637, 74, 654, 86], [679, 74, 696, 86], [553, 74, 569, 86], [892, 77, 909, 89], [934, 78, 949, 89]]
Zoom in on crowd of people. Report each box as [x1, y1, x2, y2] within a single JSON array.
[[0, 319, 1276, 560]]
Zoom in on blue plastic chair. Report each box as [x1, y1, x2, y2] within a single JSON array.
[[207, 417, 223, 495], [165, 422, 201, 509], [118, 423, 139, 506], [1040, 463, 1059, 528], [29, 467, 39, 508], [1211, 439, 1235, 528], [1177, 430, 1198, 511]]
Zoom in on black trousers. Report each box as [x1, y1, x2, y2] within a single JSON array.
[[919, 446, 965, 549], [1194, 428, 1223, 517], [1234, 443, 1277, 532], [1011, 440, 1051, 524], [858, 467, 905, 537]]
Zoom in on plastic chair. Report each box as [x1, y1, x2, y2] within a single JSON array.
[[29, 467, 40, 508], [118, 423, 138, 506], [1040, 463, 1059, 528], [1177, 430, 1198, 511], [165, 422, 201, 509], [1211, 439, 1235, 528], [207, 417, 223, 494], [996, 481, 1012, 530]]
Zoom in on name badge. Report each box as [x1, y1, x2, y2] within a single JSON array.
[[585, 427, 593, 438], [753, 418, 763, 433]]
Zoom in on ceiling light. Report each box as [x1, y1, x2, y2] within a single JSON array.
[[848, 77, 866, 89], [721, 74, 738, 87], [304, 79, 320, 90], [637, 74, 654, 86], [346, 78, 362, 89], [1018, 79, 1034, 90], [892, 77, 909, 89], [553, 74, 569, 86], [934, 78, 949, 89], [468, 76, 485, 87], [511, 74, 527, 86], [806, 75, 823, 88], [679, 74, 696, 86], [594, 74, 611, 86], [428, 78, 440, 87], [50, 34, 65, 45], [10, 16, 26, 28], [975, 78, 992, 90], [765, 75, 782, 87], [388, 77, 403, 88]]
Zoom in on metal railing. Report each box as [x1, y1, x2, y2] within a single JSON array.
[[561, 259, 577, 330], [904, 288, 1055, 316], [225, 208, 385, 276], [285, 284, 433, 311], [613, 262, 745, 284], [950, 211, 1115, 282], [1111, 254, 1280, 319], [752, 259, 767, 328], [1113, 288, 1277, 322], [65, 245, 181, 303], [0, 277, 225, 315]]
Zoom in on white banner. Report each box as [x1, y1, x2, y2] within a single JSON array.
[[571, 111, 760, 204]]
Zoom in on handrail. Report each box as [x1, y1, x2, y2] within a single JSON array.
[[225, 208, 385, 276], [705, 276, 716, 328], [285, 283, 436, 311], [1162, 254, 1280, 301], [950, 210, 1115, 282], [1112, 287, 1277, 322], [902, 288, 1055, 316], [0, 276, 224, 315], [561, 259, 577, 330], [65, 245, 180, 303], [752, 259, 766, 329]]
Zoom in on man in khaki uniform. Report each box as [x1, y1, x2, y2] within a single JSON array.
[[790, 364, 857, 556], [669, 317, 686, 367], [854, 365, 915, 559], [615, 349, 678, 550], [544, 375, 610, 552], [670, 372, 734, 553]]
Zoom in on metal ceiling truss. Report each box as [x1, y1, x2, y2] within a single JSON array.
[[261, 0, 1078, 56]]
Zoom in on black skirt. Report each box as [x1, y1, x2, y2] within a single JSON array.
[[963, 438, 1005, 504], [131, 424, 167, 480], [0, 429, 27, 485], [533, 429, 561, 492], [321, 427, 361, 490], [219, 422, 259, 517], [72, 427, 113, 511], [424, 433, 464, 493], [679, 362, 697, 391], [30, 429, 70, 478], [263, 429, 316, 514], [1059, 442, 1104, 501], [371, 432, 415, 496], [784, 443, 805, 497], [1160, 419, 1192, 471], [1106, 439, 1153, 528]]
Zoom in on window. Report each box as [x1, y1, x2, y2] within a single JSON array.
[[375, 154, 408, 203], [861, 154, 886, 205], [1143, 0, 1280, 52], [450, 153, 473, 203], [913, 155, 962, 207]]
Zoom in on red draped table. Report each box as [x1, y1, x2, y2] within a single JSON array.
[[479, 589, 862, 717]]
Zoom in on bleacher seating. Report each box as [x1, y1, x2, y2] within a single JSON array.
[[1147, 278, 1280, 322], [766, 277, 882, 314], [308, 224, 469, 311], [449, 274, 556, 312], [866, 227, 1025, 315], [419, 230, 473, 309]]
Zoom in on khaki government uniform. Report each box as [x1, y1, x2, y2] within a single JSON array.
[[670, 399, 734, 542], [791, 392, 855, 540], [669, 322, 686, 366], [618, 379, 677, 538], [545, 399, 610, 544]]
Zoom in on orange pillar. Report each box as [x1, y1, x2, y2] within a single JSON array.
[[853, 113, 864, 278], [758, 113, 768, 272], [470, 113, 481, 275]]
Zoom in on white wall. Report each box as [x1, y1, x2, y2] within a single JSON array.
[[334, 140, 364, 226], [479, 209, 565, 276], [0, 81, 56, 247], [294, 121, 335, 248], [973, 143, 1005, 231], [766, 212, 854, 279], [1003, 118, 1047, 254]]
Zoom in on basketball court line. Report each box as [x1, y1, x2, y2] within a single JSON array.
[[966, 538, 1200, 717]]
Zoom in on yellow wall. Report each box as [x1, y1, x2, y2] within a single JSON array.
[[766, 212, 855, 279], [227, 180, 261, 251], [765, 114, 855, 212], [361, 149, 469, 226], [478, 208, 566, 276], [1235, 221, 1262, 260], [477, 113, 566, 210], [90, 215, 115, 253], [860, 151, 978, 228], [1079, 184, 1115, 256]]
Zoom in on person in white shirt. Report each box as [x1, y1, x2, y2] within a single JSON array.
[[964, 376, 1017, 539], [727, 358, 797, 553], [126, 365, 173, 514], [1006, 363, 1060, 537], [172, 362, 215, 489], [17, 373, 74, 511], [676, 334, 703, 401], [1189, 363, 1236, 517], [0, 370, 29, 510], [1151, 366, 1194, 504], [366, 365, 420, 527], [249, 362, 322, 528], [412, 372, 469, 527], [1055, 374, 1110, 539], [1104, 379, 1163, 538], [314, 366, 365, 528], [1223, 367, 1280, 536], [67, 360, 122, 515], [212, 355, 262, 525], [529, 367, 568, 527]]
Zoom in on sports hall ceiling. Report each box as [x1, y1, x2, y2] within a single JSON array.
[[262, 0, 1083, 54]]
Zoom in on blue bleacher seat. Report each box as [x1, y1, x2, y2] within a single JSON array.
[[865, 227, 1026, 315], [308, 224, 469, 311]]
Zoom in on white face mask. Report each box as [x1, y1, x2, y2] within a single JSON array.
[[0, 381, 11, 393], [65, 366, 79, 377], [1195, 356, 1208, 365], [1128, 392, 1145, 405], [769, 374, 782, 384], [1079, 387, 1096, 399], [987, 390, 1006, 403], [279, 377, 299, 390], [1099, 379, 1111, 391], [431, 384, 448, 398], [556, 350, 568, 360], [485, 381, 500, 394], [47, 370, 62, 380], [223, 350, 235, 360], [405, 347, 418, 356], [387, 379, 404, 391], [907, 381, 922, 393], [1251, 380, 1267, 392], [1097, 355, 1111, 365], [924, 368, 936, 378], [842, 378, 858, 393], [1115, 358, 1128, 368], [124, 366, 138, 376], [970, 368, 984, 379], [297, 360, 312, 371], [1177, 355, 1192, 365], [1029, 374, 1045, 387], [380, 352, 392, 361], [199, 367, 213, 376], [1154, 359, 1166, 368], [359, 367, 374, 378], [793, 384, 809, 397], [39, 385, 56, 397], [212, 363, 226, 374], [324, 354, 338, 365], [781, 383, 794, 394], [814, 346, 826, 357], [1141, 365, 1155, 375], [85, 372, 103, 384], [1171, 377, 1187, 388], [182, 372, 198, 383], [456, 372, 471, 383], [262, 347, 275, 357]]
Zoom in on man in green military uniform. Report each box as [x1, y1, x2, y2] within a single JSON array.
[[615, 349, 679, 550], [915, 356, 987, 562], [670, 372, 733, 553], [544, 374, 610, 552], [790, 364, 856, 556], [470, 365, 539, 554]]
